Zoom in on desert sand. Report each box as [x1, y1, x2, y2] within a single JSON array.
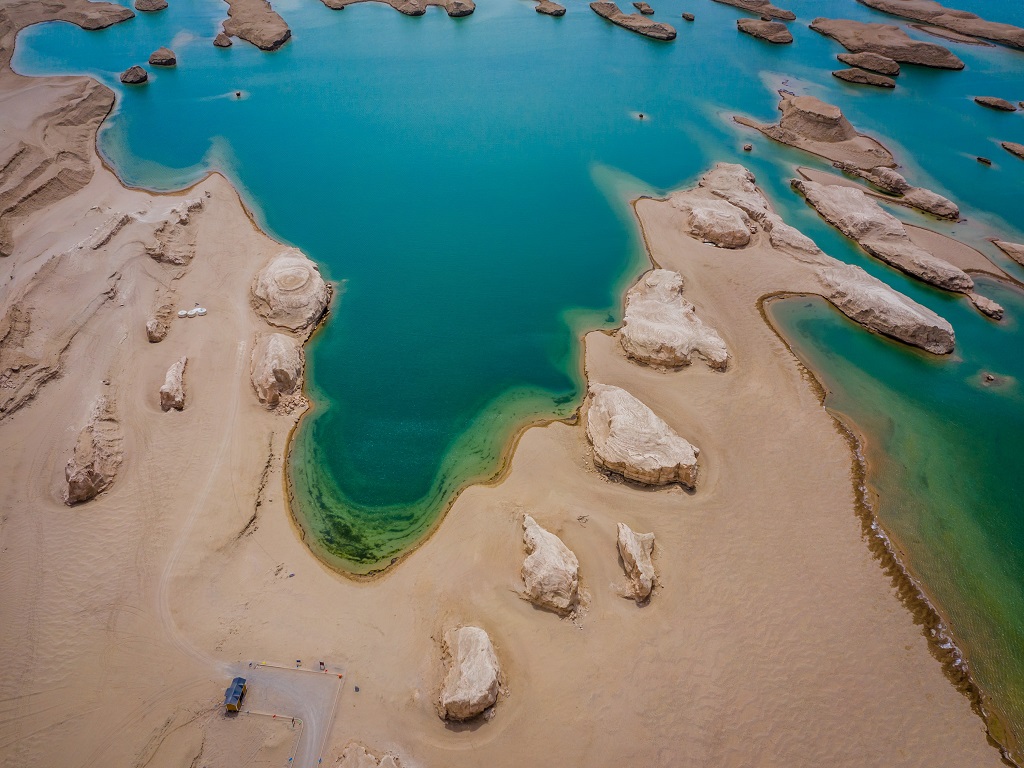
[[0, 2, 1015, 768]]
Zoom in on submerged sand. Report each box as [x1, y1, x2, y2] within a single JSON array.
[[0, 3, 1012, 767]]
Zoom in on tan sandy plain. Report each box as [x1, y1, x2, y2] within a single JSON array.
[[0, 2, 1009, 766]]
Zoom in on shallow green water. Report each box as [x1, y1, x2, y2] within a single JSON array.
[[12, 0, 1024, 752]]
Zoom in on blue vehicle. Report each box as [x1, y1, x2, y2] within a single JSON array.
[[224, 677, 247, 712]]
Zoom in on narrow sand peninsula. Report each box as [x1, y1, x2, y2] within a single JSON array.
[[0, 5, 1014, 768], [590, 2, 676, 40]]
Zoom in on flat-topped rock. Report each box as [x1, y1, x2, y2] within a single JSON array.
[[65, 398, 123, 505], [222, 0, 291, 50], [833, 67, 896, 88], [148, 47, 176, 66], [711, 0, 794, 21], [617, 523, 656, 602], [521, 515, 580, 615], [792, 178, 973, 292], [856, 0, 1024, 50], [818, 263, 955, 354], [993, 240, 1024, 267], [810, 17, 964, 69], [736, 93, 895, 170], [585, 383, 699, 487], [119, 65, 148, 85], [1002, 142, 1024, 160], [159, 357, 187, 412], [438, 626, 500, 721], [737, 18, 792, 43], [251, 333, 303, 407], [837, 51, 900, 75], [252, 250, 329, 332], [135, 0, 167, 10], [535, 0, 565, 14], [620, 269, 728, 370], [590, 2, 676, 39], [669, 189, 755, 248], [975, 96, 1017, 112]]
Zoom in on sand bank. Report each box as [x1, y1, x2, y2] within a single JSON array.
[[0, 4, 1012, 768]]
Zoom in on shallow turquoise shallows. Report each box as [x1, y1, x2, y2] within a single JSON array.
[[13, 0, 1024, 753]]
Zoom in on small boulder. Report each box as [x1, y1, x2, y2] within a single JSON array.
[[159, 357, 187, 412], [252, 250, 330, 332], [251, 333, 303, 407], [837, 51, 899, 76], [146, 317, 168, 343], [974, 96, 1017, 112], [521, 515, 580, 615], [585, 383, 700, 487], [65, 398, 123, 505], [135, 0, 168, 10], [438, 627, 500, 721], [149, 47, 176, 66], [832, 67, 896, 88], [214, 32, 233, 47], [617, 522, 656, 602], [633, 1, 654, 13], [120, 66, 148, 85], [682, 12, 694, 20], [535, 1, 566, 14]]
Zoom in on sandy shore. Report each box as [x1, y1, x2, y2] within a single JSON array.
[[0, 3, 1012, 767]]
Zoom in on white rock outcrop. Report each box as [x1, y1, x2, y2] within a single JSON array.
[[250, 333, 303, 407], [669, 189, 755, 248], [817, 264, 955, 354], [251, 250, 329, 332], [792, 179, 973, 293], [64, 397, 123, 505], [994, 240, 1024, 268], [438, 626, 501, 721], [521, 515, 580, 615], [617, 522, 656, 602], [585, 383, 699, 487], [620, 270, 728, 370], [159, 356, 187, 411], [835, 163, 960, 219]]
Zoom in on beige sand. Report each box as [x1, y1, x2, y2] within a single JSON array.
[[0, 3, 1011, 767]]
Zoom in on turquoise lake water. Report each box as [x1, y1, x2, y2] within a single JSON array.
[[12, 0, 1024, 753]]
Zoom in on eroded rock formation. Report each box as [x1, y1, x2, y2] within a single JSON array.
[[617, 522, 656, 602], [119, 65, 148, 84], [336, 743, 404, 768], [837, 51, 900, 75], [222, 0, 291, 50], [65, 397, 123, 505], [712, 0, 794, 20], [585, 383, 699, 487], [521, 515, 580, 615], [135, 0, 167, 10], [590, 2, 676, 39], [251, 333, 303, 407], [833, 67, 896, 88], [251, 250, 330, 332], [1002, 142, 1024, 161], [535, 1, 565, 14], [856, 0, 1024, 50], [993, 240, 1024, 267], [146, 198, 203, 265], [832, 163, 959, 219], [620, 269, 729, 370], [149, 47, 176, 66], [438, 626, 500, 721], [810, 17, 964, 69], [737, 18, 792, 43], [159, 357, 187, 411], [975, 96, 1017, 111], [669, 190, 755, 248]]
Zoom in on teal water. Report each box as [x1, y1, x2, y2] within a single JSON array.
[[12, 0, 1024, 752]]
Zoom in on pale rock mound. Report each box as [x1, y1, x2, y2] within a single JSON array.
[[974, 96, 1016, 112], [159, 357, 187, 411], [65, 397, 123, 505], [792, 179, 973, 292], [837, 51, 900, 75], [620, 269, 728, 370], [736, 93, 895, 169], [146, 317, 168, 343], [993, 240, 1024, 267], [521, 515, 580, 615], [712, 0, 794, 20], [833, 162, 960, 219], [669, 190, 754, 248], [149, 47, 176, 66], [585, 383, 699, 487], [251, 333, 303, 407], [833, 67, 896, 88], [810, 17, 964, 69], [590, 2, 676, 39], [818, 264, 955, 354], [737, 18, 793, 44], [120, 65, 148, 85], [336, 742, 405, 768], [617, 522, 656, 602], [438, 626, 500, 721], [968, 293, 1003, 320], [856, 0, 1024, 50], [252, 250, 329, 332], [1001, 142, 1024, 161]]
